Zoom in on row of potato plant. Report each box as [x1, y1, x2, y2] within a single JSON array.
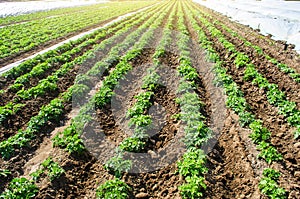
[[118, 0, 177, 155], [96, 3, 174, 198], [30, 157, 65, 182], [174, 2, 211, 198], [186, 2, 286, 198]]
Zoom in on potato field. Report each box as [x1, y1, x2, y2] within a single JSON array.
[[0, 0, 299, 198]]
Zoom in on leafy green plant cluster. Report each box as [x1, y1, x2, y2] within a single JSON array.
[[248, 119, 282, 164], [96, 178, 131, 199], [249, 120, 271, 143], [52, 103, 92, 154], [0, 177, 38, 199], [16, 76, 58, 100], [259, 168, 286, 199], [176, 13, 199, 83], [179, 174, 207, 199], [177, 148, 207, 178], [129, 110, 152, 127], [177, 149, 207, 198], [128, 92, 153, 117], [178, 57, 199, 81], [175, 91, 210, 148], [142, 68, 160, 91], [234, 52, 250, 68], [0, 102, 24, 124], [104, 152, 132, 178], [119, 137, 146, 153], [121, 91, 154, 152], [257, 142, 283, 164], [30, 157, 64, 182]]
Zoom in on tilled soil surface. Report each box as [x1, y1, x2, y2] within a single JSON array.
[[1, 1, 300, 198]]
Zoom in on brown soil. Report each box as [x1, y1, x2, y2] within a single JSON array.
[[1, 1, 300, 198]]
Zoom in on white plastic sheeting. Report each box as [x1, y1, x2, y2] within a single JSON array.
[[0, 0, 108, 17], [193, 0, 300, 53]]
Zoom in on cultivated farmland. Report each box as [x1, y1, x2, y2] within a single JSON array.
[[0, 0, 299, 198]]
